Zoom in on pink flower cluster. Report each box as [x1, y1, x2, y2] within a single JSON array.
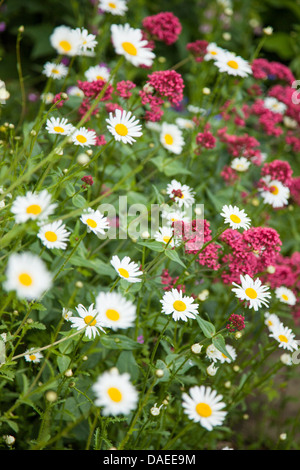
[[186, 40, 208, 62], [218, 128, 262, 165], [142, 12, 182, 46], [226, 314, 245, 332], [77, 79, 113, 118], [116, 80, 136, 99], [250, 99, 283, 137], [195, 126, 216, 153], [251, 58, 295, 85], [161, 268, 186, 292], [260, 160, 293, 187]]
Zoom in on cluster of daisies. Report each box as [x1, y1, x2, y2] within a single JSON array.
[[203, 41, 253, 78]]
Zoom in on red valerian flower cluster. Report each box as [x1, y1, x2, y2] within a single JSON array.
[[186, 39, 208, 62], [77, 79, 113, 118], [142, 11, 182, 46], [226, 314, 245, 332]]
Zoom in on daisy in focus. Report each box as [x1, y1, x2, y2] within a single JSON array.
[[84, 65, 110, 82], [154, 226, 181, 248], [49, 25, 82, 56], [92, 367, 138, 416], [220, 204, 251, 230], [99, 0, 128, 16], [110, 255, 143, 283], [166, 179, 195, 209], [37, 220, 70, 250], [160, 123, 185, 155], [214, 51, 252, 77], [69, 304, 105, 340], [264, 312, 281, 330], [259, 176, 290, 208], [269, 322, 299, 352], [230, 157, 251, 172], [11, 190, 57, 224], [95, 291, 136, 331], [71, 127, 97, 147], [3, 252, 52, 300], [160, 288, 199, 322], [80, 208, 110, 235], [45, 117, 73, 135], [231, 274, 271, 311], [275, 287, 297, 306], [42, 62, 68, 80], [110, 23, 155, 67], [24, 348, 43, 363], [106, 109, 142, 144], [182, 385, 227, 431]]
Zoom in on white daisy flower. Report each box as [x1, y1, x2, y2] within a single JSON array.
[[259, 176, 290, 208], [62, 307, 72, 321], [24, 348, 43, 363], [67, 86, 84, 98], [231, 157, 251, 172], [69, 303, 105, 340], [74, 27, 97, 54], [0, 79, 10, 104], [219, 344, 237, 364], [206, 344, 223, 363], [41, 92, 54, 104], [160, 123, 185, 155], [84, 65, 110, 82], [49, 25, 81, 56], [71, 127, 97, 147], [232, 274, 271, 311], [11, 190, 57, 224], [280, 353, 293, 366], [166, 179, 195, 209], [154, 226, 181, 248], [162, 207, 190, 226], [3, 252, 52, 300], [110, 255, 143, 283], [160, 288, 199, 322], [42, 61, 68, 79], [99, 0, 128, 16], [95, 291, 136, 331], [106, 109, 142, 144], [92, 367, 138, 416], [182, 385, 227, 431], [110, 23, 155, 67], [37, 220, 70, 250], [80, 208, 110, 235], [175, 118, 195, 130], [214, 51, 252, 77], [220, 204, 251, 230], [264, 312, 281, 330], [45, 117, 73, 136], [269, 322, 298, 352], [275, 287, 297, 306], [204, 42, 226, 61], [263, 97, 287, 115]]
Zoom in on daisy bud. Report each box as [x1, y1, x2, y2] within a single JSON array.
[[235, 331, 242, 339], [267, 265, 276, 274], [198, 289, 209, 301], [4, 435, 15, 446], [18, 25, 24, 33], [207, 363, 218, 376], [162, 398, 169, 405], [251, 198, 260, 207], [65, 369, 73, 377], [13, 310, 19, 316], [191, 343, 203, 355], [224, 381, 231, 389], [142, 230, 150, 239], [149, 143, 155, 148], [279, 433, 287, 441], [77, 153, 90, 166], [222, 32, 231, 40], [82, 355, 88, 361], [30, 129, 37, 136], [194, 206, 202, 215], [158, 56, 166, 63], [224, 7, 233, 15], [155, 369, 164, 378], [8, 123, 14, 129], [45, 390, 58, 402], [280, 353, 292, 366], [26, 318, 33, 324], [233, 365, 240, 372], [263, 26, 273, 35], [150, 403, 163, 416], [202, 87, 211, 95], [75, 281, 83, 288], [243, 414, 249, 420], [61, 92, 68, 100], [86, 150, 93, 156]]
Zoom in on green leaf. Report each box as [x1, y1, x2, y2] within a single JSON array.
[[116, 351, 140, 382], [164, 248, 186, 268], [57, 355, 71, 373], [212, 335, 233, 362], [100, 334, 142, 351], [72, 194, 86, 208], [196, 316, 215, 338], [137, 240, 164, 252]]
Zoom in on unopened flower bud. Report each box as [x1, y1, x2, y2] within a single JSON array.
[[45, 390, 58, 402], [191, 343, 203, 355], [155, 369, 164, 378], [3, 435, 15, 446], [263, 26, 273, 36], [224, 380, 231, 389], [207, 363, 218, 376], [279, 433, 287, 441], [65, 369, 73, 377]]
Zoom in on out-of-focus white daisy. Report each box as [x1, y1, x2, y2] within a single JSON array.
[[259, 176, 290, 208], [69, 303, 105, 340], [74, 27, 97, 54], [37, 220, 70, 250], [62, 307, 72, 321], [3, 252, 52, 300], [166, 179, 195, 209], [80, 208, 110, 235], [84, 65, 110, 82], [204, 42, 226, 61], [110, 23, 155, 67], [264, 312, 281, 330], [263, 97, 287, 115], [160, 123, 184, 155], [232, 274, 271, 311], [49, 25, 81, 56], [162, 207, 190, 226], [67, 86, 84, 98], [41, 92, 54, 104], [11, 190, 57, 224], [71, 127, 97, 147], [219, 344, 237, 364], [45, 117, 73, 135], [92, 367, 138, 416], [182, 385, 227, 431], [231, 157, 251, 172], [154, 226, 181, 248], [0, 80, 10, 104], [206, 344, 222, 363], [280, 353, 293, 366], [220, 204, 251, 230], [24, 348, 43, 363], [275, 287, 297, 306], [110, 255, 143, 283], [42, 61, 68, 80], [160, 288, 199, 322], [99, 0, 128, 15], [175, 118, 195, 130], [269, 322, 298, 352], [95, 291, 136, 331], [214, 51, 252, 77], [106, 109, 142, 144]]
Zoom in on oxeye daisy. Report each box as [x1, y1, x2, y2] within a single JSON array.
[[264, 312, 281, 330], [230, 157, 251, 172], [204, 42, 226, 61], [37, 220, 70, 250], [160, 123, 185, 155], [219, 344, 237, 364], [166, 179, 195, 209], [162, 207, 190, 226], [110, 23, 155, 67], [259, 176, 290, 208], [74, 27, 97, 54], [110, 255, 143, 283], [182, 385, 227, 431], [11, 190, 57, 224], [92, 367, 138, 416], [269, 322, 298, 352], [69, 304, 105, 340], [3, 252, 52, 300], [62, 307, 72, 321], [160, 288, 199, 322], [106, 109, 142, 144], [206, 344, 222, 363], [275, 287, 297, 306], [231, 274, 271, 311], [95, 291, 136, 331], [220, 204, 251, 230], [71, 127, 97, 147], [67, 86, 84, 98], [41, 92, 55, 104], [42, 61, 68, 79], [175, 118, 195, 130], [263, 97, 287, 115], [24, 348, 43, 363], [154, 226, 181, 247], [99, 0, 128, 16], [80, 208, 110, 235], [45, 117, 73, 136], [49, 25, 81, 56], [84, 65, 110, 82], [214, 51, 252, 77]]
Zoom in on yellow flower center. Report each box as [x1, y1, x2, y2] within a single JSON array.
[[270, 185, 279, 195], [281, 294, 289, 301], [173, 300, 186, 312], [85, 218, 97, 228], [53, 126, 65, 133], [278, 334, 288, 343], [222, 353, 228, 359], [122, 41, 137, 56], [115, 123, 128, 136], [245, 287, 258, 299], [164, 134, 174, 145], [59, 40, 72, 53], [105, 309, 120, 321], [267, 320, 273, 326], [76, 134, 87, 144], [96, 75, 105, 81], [195, 402, 212, 418], [210, 51, 217, 55], [227, 60, 239, 69], [108, 2, 116, 8], [29, 354, 36, 361], [118, 267, 129, 278], [230, 214, 241, 224], [44, 231, 58, 242], [107, 387, 122, 402], [163, 236, 171, 244], [52, 68, 59, 74], [84, 315, 97, 326], [26, 204, 42, 215], [18, 273, 33, 286]]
